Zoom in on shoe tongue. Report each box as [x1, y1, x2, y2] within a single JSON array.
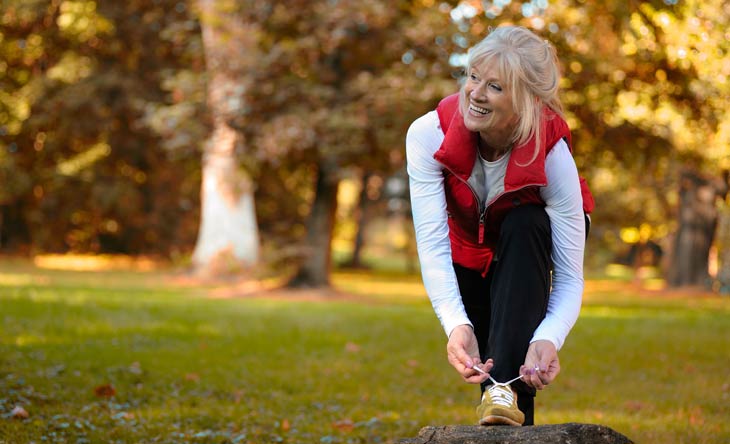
[[488, 384, 514, 407]]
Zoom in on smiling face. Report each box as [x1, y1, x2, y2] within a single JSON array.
[[462, 61, 519, 143]]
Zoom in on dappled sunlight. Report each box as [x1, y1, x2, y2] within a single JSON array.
[[10, 334, 65, 347], [24, 290, 90, 306], [584, 279, 635, 294], [3, 320, 224, 348], [584, 274, 730, 313], [204, 276, 287, 299], [0, 272, 49, 286], [580, 305, 670, 320], [33, 254, 161, 271], [332, 271, 428, 304]]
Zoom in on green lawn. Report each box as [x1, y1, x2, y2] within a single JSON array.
[[0, 261, 729, 443]]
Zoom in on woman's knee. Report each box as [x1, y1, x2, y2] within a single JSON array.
[[500, 205, 550, 238]]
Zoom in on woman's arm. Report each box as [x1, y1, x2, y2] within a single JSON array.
[[406, 111, 472, 337], [534, 138, 586, 350]]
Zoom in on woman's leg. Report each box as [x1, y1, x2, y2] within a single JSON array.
[[453, 263, 492, 363], [487, 204, 553, 425]]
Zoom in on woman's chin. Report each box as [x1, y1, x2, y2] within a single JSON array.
[[463, 117, 488, 133]]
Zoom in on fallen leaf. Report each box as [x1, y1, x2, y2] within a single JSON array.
[[623, 400, 646, 412], [11, 406, 29, 419], [281, 419, 290, 431], [184, 372, 200, 382], [93, 384, 116, 398], [344, 342, 360, 353], [332, 418, 354, 432]]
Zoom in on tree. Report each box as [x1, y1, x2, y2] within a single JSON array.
[[669, 169, 728, 286], [244, 0, 459, 287], [343, 169, 377, 269], [0, 0, 203, 255], [716, 175, 730, 293], [191, 0, 261, 274], [449, 0, 730, 281]]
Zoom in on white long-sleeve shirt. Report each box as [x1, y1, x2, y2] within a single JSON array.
[[406, 110, 585, 350]]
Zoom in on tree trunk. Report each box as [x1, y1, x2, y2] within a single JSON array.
[[668, 169, 723, 287], [288, 161, 340, 288], [345, 170, 373, 269], [192, 124, 259, 272], [717, 202, 730, 293], [713, 171, 730, 293], [344, 123, 382, 269], [192, 0, 260, 274]]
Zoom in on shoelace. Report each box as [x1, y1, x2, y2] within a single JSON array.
[[486, 384, 514, 407], [482, 375, 524, 407]]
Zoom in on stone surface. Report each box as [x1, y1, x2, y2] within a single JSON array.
[[398, 423, 633, 444]]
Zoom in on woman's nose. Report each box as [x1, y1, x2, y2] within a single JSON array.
[[470, 82, 486, 99]]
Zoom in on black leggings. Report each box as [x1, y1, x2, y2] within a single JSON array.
[[454, 204, 553, 426]]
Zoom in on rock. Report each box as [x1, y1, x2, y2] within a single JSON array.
[[398, 423, 633, 444]]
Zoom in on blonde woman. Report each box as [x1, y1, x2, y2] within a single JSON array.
[[406, 26, 593, 426]]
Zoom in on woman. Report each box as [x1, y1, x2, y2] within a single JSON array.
[[406, 26, 591, 426]]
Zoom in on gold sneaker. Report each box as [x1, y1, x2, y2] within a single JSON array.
[[476, 383, 524, 426]]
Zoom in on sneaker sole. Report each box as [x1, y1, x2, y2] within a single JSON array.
[[479, 415, 522, 427]]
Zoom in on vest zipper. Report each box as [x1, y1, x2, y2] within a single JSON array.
[[478, 211, 485, 244], [439, 163, 547, 246], [440, 164, 487, 244]]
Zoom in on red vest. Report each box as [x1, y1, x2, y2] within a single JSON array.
[[434, 93, 594, 276]]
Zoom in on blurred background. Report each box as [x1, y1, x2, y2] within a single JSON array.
[[2, 0, 730, 291]]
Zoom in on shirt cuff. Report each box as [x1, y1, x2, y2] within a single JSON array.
[[530, 317, 567, 350], [444, 318, 474, 338]]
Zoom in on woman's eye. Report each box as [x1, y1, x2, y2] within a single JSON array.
[[489, 83, 502, 92], [470, 74, 479, 81]]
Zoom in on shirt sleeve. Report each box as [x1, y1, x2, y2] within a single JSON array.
[[406, 111, 472, 337], [534, 138, 586, 350]]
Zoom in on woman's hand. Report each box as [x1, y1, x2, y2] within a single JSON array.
[[520, 340, 560, 390], [446, 325, 492, 384]]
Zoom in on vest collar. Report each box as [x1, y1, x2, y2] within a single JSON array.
[[434, 106, 548, 192]]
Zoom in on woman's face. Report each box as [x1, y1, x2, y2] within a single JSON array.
[[462, 61, 519, 137]]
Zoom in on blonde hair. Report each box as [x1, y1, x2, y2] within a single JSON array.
[[459, 26, 564, 164]]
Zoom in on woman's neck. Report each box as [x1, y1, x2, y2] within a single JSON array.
[[478, 132, 513, 162]]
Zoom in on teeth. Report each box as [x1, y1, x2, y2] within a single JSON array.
[[470, 104, 490, 115]]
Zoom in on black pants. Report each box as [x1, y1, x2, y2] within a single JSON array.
[[455, 205, 552, 426]]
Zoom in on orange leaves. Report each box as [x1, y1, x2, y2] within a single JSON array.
[[184, 372, 200, 382], [93, 384, 116, 398], [331, 418, 354, 433], [280, 418, 291, 432]]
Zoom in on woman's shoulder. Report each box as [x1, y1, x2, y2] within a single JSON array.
[[407, 111, 443, 150], [406, 110, 444, 165], [408, 110, 441, 135], [544, 138, 575, 169], [544, 138, 579, 183]]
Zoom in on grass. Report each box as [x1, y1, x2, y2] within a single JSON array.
[[0, 260, 729, 443]]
